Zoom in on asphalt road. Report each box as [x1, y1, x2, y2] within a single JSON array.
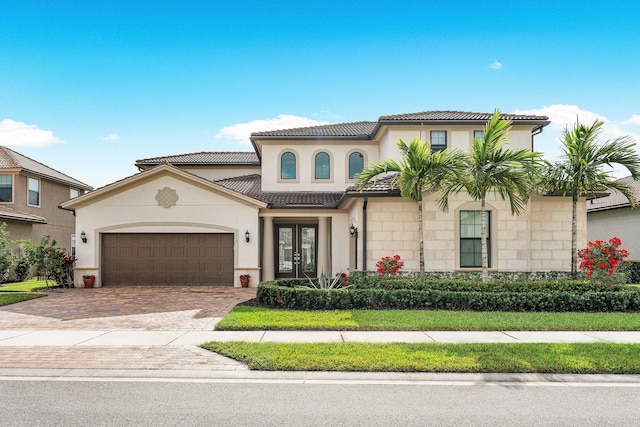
[[1, 378, 639, 426]]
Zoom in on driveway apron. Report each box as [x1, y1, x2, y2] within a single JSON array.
[[0, 286, 256, 371]]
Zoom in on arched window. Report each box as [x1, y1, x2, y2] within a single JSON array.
[[348, 152, 364, 179], [281, 152, 296, 179], [315, 152, 330, 179]]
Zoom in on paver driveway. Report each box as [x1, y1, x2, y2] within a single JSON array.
[[0, 286, 257, 372], [0, 286, 257, 330]]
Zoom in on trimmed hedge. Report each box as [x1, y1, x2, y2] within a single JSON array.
[[620, 261, 640, 284], [348, 277, 624, 293], [256, 281, 640, 312]]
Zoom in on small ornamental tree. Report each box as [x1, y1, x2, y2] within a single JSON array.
[[578, 237, 628, 279], [22, 235, 76, 288], [376, 254, 405, 278]]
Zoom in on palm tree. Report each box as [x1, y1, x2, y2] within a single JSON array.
[[356, 138, 464, 277], [437, 111, 542, 283], [541, 119, 640, 278]]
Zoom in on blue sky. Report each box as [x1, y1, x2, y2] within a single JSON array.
[[1, 1, 639, 188]]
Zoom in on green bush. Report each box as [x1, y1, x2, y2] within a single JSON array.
[[13, 258, 30, 282], [620, 261, 640, 284], [256, 280, 640, 312], [346, 275, 623, 293]]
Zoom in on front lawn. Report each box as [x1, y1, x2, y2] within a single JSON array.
[[0, 278, 53, 292], [216, 306, 640, 331], [0, 293, 44, 307], [202, 341, 640, 373]]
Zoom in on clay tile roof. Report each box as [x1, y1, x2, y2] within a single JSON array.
[[214, 174, 344, 207], [379, 110, 549, 122], [587, 176, 640, 212], [345, 174, 400, 192], [0, 205, 46, 224], [135, 151, 260, 166], [0, 146, 92, 190], [251, 121, 377, 138]]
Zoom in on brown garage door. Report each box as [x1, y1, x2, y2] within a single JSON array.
[[102, 233, 234, 285]]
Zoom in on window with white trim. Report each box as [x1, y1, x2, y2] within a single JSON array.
[[280, 152, 296, 179], [348, 152, 364, 179], [28, 177, 40, 206], [430, 130, 447, 152], [314, 152, 330, 179], [460, 210, 490, 268], [0, 174, 12, 202]]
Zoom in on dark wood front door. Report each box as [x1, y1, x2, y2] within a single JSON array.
[[275, 224, 317, 278]]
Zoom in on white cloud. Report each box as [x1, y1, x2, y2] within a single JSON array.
[[215, 114, 331, 144], [0, 119, 64, 147], [490, 60, 503, 70], [623, 114, 640, 126], [512, 104, 640, 178], [100, 133, 120, 142]]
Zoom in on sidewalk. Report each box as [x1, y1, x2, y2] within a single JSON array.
[[2, 330, 640, 381], [3, 329, 640, 346]]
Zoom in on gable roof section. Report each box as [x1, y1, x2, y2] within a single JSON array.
[[60, 163, 267, 210], [0, 146, 92, 190], [0, 205, 46, 224], [135, 151, 260, 167], [215, 174, 344, 208], [587, 176, 640, 212]]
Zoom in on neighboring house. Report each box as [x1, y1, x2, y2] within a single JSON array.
[[587, 176, 640, 260], [0, 146, 93, 256], [61, 110, 587, 287]]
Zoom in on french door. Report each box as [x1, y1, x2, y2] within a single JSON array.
[[275, 224, 317, 278]]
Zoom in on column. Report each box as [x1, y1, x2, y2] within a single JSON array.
[[262, 217, 274, 281], [318, 216, 330, 276]]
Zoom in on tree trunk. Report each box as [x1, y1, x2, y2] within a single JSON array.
[[571, 195, 578, 279], [418, 200, 425, 278], [481, 198, 489, 284]]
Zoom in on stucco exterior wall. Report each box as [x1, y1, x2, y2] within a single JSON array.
[[3, 173, 82, 252], [260, 140, 379, 192], [378, 126, 535, 163], [73, 173, 260, 287], [588, 207, 640, 260]]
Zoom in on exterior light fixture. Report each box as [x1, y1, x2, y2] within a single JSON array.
[[349, 224, 358, 269], [245, 230, 250, 243], [80, 231, 87, 243]]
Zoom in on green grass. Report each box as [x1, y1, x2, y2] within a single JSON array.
[[216, 306, 640, 331], [0, 292, 44, 306], [201, 341, 640, 373], [0, 278, 53, 292]]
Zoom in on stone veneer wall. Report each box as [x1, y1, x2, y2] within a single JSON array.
[[369, 193, 586, 273], [365, 198, 420, 271]]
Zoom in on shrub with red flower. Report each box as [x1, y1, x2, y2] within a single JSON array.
[[376, 254, 404, 278], [577, 237, 628, 278]]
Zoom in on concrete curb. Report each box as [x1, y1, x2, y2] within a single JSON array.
[[1, 368, 640, 385]]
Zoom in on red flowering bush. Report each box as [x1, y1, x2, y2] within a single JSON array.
[[336, 272, 348, 287], [578, 237, 628, 278], [376, 254, 404, 278]]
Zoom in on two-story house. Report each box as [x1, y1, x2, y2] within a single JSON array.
[[0, 146, 92, 256], [61, 110, 586, 287]]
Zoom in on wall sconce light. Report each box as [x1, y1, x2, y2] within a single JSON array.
[[349, 224, 358, 238], [80, 231, 87, 244], [245, 230, 250, 243]]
